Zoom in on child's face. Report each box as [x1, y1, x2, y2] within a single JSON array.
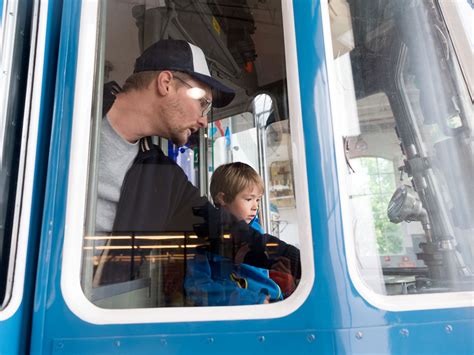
[[223, 184, 262, 224]]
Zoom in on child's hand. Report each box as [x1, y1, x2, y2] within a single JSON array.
[[270, 257, 297, 297], [263, 295, 270, 304]]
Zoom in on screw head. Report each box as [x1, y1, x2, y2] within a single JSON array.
[[355, 331, 363, 340], [400, 328, 409, 337], [445, 325, 453, 334]]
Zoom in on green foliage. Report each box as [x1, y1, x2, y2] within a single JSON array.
[[359, 158, 403, 255]]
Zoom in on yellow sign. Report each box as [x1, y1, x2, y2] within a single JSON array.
[[212, 16, 221, 35]]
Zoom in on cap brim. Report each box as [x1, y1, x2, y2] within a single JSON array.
[[187, 72, 235, 108]]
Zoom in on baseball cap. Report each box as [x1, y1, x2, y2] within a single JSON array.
[[134, 39, 235, 108]]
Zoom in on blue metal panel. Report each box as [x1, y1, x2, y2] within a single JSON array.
[[0, 312, 24, 354], [51, 330, 335, 354], [333, 320, 474, 354], [293, 0, 390, 331], [292, 0, 474, 353], [28, 0, 75, 353]]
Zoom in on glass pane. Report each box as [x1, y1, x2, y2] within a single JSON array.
[[208, 112, 258, 174], [361, 157, 377, 176], [82, 0, 301, 309], [266, 120, 298, 246], [378, 173, 395, 195], [332, 0, 474, 295], [377, 158, 394, 174]]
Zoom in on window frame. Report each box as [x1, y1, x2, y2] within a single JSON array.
[[0, 0, 19, 313], [61, 0, 314, 325], [322, 0, 474, 311], [437, 0, 474, 102]]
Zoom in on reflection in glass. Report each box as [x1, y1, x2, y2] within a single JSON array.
[[332, 0, 473, 295]]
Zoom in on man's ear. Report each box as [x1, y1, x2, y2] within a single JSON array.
[[215, 192, 227, 207], [156, 71, 173, 96]]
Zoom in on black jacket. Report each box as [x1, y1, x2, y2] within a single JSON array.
[[112, 137, 207, 233]]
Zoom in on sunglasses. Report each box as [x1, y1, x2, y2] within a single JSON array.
[[173, 76, 212, 117]]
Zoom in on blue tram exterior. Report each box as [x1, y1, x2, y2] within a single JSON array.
[[0, 0, 473, 354]]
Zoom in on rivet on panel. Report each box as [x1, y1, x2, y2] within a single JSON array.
[[400, 328, 409, 337], [207, 337, 215, 344], [161, 338, 167, 346], [445, 325, 453, 334], [258, 336, 265, 343], [355, 331, 363, 340], [114, 340, 121, 347], [307, 334, 316, 343]]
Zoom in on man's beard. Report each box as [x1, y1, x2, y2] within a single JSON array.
[[168, 126, 189, 147], [162, 99, 189, 146]]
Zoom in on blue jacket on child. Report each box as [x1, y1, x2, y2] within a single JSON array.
[[184, 247, 282, 306]]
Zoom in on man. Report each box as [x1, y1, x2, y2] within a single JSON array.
[[96, 39, 235, 234]]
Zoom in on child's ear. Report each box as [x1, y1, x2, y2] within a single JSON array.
[[215, 192, 226, 207]]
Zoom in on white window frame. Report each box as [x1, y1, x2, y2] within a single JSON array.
[[322, 0, 474, 312], [438, 0, 474, 102], [61, 0, 314, 325]]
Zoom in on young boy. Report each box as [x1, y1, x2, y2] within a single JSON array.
[[185, 162, 296, 306], [210, 162, 265, 234]]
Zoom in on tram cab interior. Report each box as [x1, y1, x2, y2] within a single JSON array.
[[81, 0, 299, 308], [329, 0, 474, 295], [74, 0, 474, 309]]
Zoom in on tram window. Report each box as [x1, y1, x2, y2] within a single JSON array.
[[330, 0, 474, 297], [0, 0, 32, 307], [80, 0, 302, 310]]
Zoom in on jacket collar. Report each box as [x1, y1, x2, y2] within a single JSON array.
[[139, 136, 153, 152]]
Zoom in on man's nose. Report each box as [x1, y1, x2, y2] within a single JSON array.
[[197, 114, 208, 128]]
